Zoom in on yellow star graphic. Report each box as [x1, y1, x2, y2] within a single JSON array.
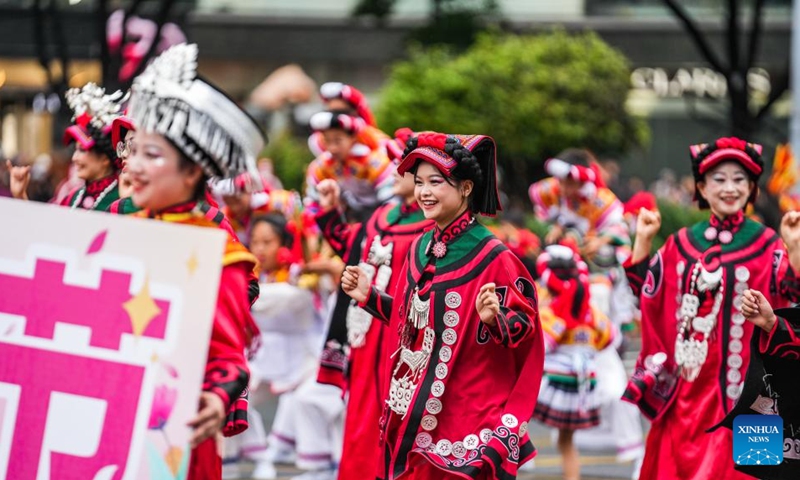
[[187, 251, 199, 276], [123, 277, 162, 337]]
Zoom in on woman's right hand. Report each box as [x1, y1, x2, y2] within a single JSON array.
[[317, 179, 341, 212], [341, 265, 370, 303], [635, 208, 661, 241], [6, 160, 31, 200], [630, 208, 661, 264]]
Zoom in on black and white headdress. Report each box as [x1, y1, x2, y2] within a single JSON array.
[[63, 83, 128, 168], [128, 43, 265, 179]]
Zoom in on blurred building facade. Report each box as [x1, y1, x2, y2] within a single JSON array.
[[0, 0, 792, 179]]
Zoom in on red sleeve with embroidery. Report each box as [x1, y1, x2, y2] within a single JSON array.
[[358, 286, 392, 325], [759, 315, 800, 360], [316, 208, 362, 258], [484, 252, 540, 348], [776, 257, 800, 304], [204, 262, 251, 433], [624, 255, 650, 299]]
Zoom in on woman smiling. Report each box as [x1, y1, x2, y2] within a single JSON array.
[[624, 137, 800, 479], [341, 133, 544, 480], [125, 43, 265, 479]]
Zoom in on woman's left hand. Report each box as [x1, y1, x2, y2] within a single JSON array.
[[187, 391, 226, 448], [476, 283, 500, 326]]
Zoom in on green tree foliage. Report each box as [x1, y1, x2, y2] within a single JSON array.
[[376, 31, 650, 198]]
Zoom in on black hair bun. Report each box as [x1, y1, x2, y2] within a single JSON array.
[[86, 123, 118, 166]]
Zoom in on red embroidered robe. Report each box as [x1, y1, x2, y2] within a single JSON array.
[[316, 201, 433, 480], [624, 217, 800, 480], [361, 215, 544, 479]]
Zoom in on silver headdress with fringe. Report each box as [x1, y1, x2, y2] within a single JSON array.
[[128, 43, 265, 179], [65, 83, 128, 131]]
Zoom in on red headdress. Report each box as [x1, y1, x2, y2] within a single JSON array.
[[544, 153, 606, 199], [62, 83, 128, 169], [111, 115, 135, 152], [536, 244, 592, 326], [689, 137, 764, 208], [623, 192, 658, 217], [309, 111, 366, 136], [319, 82, 376, 127], [397, 132, 502, 216]]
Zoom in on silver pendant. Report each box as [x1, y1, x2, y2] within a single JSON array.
[[691, 315, 715, 335], [346, 302, 373, 348], [675, 337, 708, 381], [697, 266, 722, 292], [368, 235, 394, 266], [680, 294, 700, 319], [388, 327, 434, 417], [410, 291, 431, 329], [346, 261, 378, 347]]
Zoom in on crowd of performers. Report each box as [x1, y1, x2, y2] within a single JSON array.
[[7, 41, 800, 480]]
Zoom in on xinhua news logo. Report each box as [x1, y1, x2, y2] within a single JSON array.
[[733, 415, 784, 466]]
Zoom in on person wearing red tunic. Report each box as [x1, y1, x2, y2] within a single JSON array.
[[125, 43, 266, 479], [315, 159, 435, 480], [711, 278, 800, 479], [623, 137, 800, 480], [533, 244, 615, 480], [341, 133, 544, 479]]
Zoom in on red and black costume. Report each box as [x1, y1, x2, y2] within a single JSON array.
[[623, 138, 800, 479], [356, 134, 544, 479], [127, 43, 267, 479], [134, 202, 258, 475], [317, 199, 434, 480]]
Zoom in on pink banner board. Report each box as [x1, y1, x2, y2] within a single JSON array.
[[0, 198, 226, 479]]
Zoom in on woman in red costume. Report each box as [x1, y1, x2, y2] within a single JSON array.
[[314, 154, 435, 480], [125, 43, 266, 479], [623, 137, 800, 479], [8, 83, 126, 211], [341, 133, 544, 479]]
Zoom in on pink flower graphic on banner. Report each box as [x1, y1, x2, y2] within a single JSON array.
[[148, 384, 177, 430], [86, 229, 108, 255]]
